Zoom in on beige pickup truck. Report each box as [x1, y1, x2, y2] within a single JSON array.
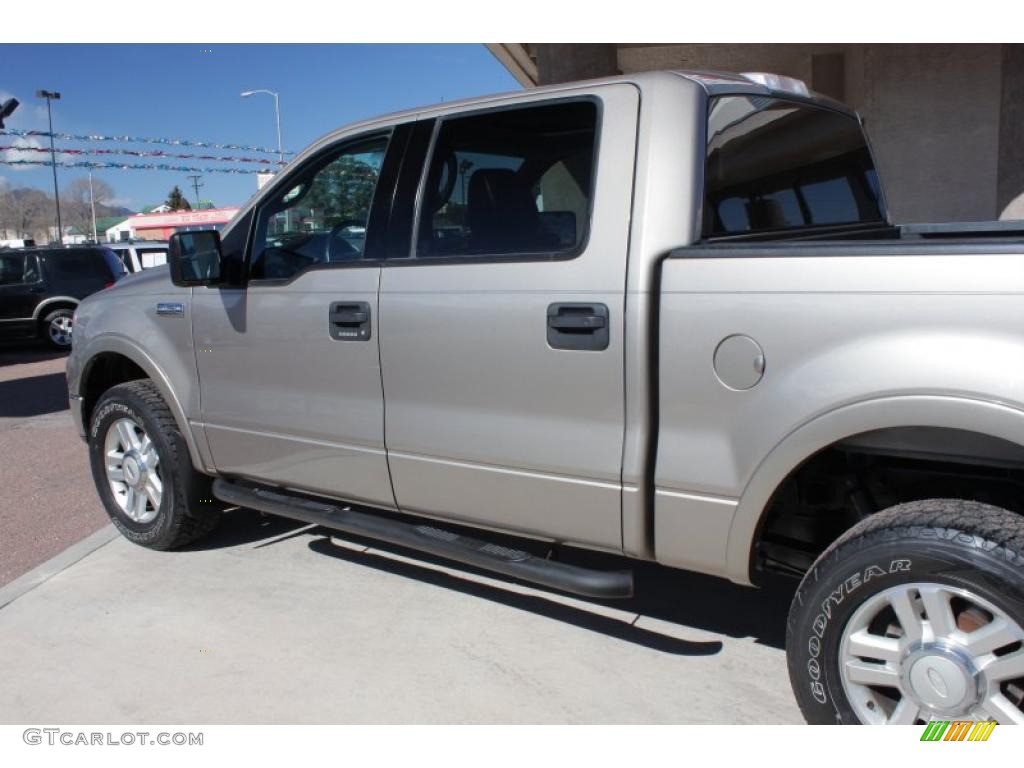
[[67, 70, 1024, 725]]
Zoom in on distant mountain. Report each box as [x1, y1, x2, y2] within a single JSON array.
[[96, 203, 134, 219], [5, 186, 135, 217]]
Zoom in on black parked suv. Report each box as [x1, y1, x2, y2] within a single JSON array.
[[0, 246, 125, 349]]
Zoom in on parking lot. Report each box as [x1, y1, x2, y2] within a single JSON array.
[[0, 346, 109, 586], [0, 343, 802, 723]]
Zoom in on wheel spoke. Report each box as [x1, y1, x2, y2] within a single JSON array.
[[888, 698, 921, 725], [920, 587, 957, 639], [145, 476, 162, 508], [980, 693, 1024, 725], [115, 420, 139, 451], [105, 454, 124, 481], [888, 588, 924, 645], [844, 660, 901, 688], [133, 487, 148, 517], [847, 629, 901, 663], [124, 487, 136, 519], [982, 649, 1024, 682], [965, 617, 1022, 657]]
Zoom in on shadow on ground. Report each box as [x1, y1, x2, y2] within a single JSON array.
[[0, 372, 69, 418], [0, 345, 67, 368], [199, 506, 795, 656]]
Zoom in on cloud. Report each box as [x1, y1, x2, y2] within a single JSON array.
[[2, 137, 47, 170]]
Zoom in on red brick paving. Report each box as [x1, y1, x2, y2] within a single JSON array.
[[0, 346, 109, 586]]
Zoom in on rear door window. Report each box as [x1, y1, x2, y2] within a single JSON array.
[[0, 253, 39, 285], [415, 100, 598, 260]]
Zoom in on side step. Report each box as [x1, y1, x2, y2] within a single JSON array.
[[212, 479, 634, 600]]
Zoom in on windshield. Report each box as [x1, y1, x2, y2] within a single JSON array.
[[704, 96, 885, 238]]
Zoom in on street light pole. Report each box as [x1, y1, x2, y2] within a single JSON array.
[[36, 90, 62, 244], [240, 89, 284, 165], [241, 89, 285, 230]]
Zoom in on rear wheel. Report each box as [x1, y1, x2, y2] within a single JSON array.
[[88, 380, 221, 549], [41, 308, 74, 349], [786, 500, 1024, 724]]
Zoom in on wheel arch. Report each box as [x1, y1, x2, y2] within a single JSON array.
[[78, 337, 209, 473], [725, 395, 1024, 586], [33, 296, 79, 321]]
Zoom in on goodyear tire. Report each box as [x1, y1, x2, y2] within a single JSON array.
[[786, 500, 1024, 725], [88, 379, 220, 549]]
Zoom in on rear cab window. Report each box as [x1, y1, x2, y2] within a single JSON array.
[[136, 248, 168, 269], [703, 95, 886, 239], [44, 249, 125, 283]]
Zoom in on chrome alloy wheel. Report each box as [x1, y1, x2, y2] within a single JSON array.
[[840, 582, 1024, 724], [48, 314, 73, 347], [104, 417, 162, 523]]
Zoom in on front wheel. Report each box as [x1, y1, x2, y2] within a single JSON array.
[[786, 500, 1024, 724], [88, 379, 221, 549]]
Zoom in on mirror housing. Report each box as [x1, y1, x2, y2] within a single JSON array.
[[168, 230, 224, 287]]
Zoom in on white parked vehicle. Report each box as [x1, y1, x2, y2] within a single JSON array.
[[107, 241, 169, 273]]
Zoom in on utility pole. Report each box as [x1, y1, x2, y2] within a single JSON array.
[[88, 172, 98, 242], [36, 90, 62, 244], [187, 175, 204, 209]]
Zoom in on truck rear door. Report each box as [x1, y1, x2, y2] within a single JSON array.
[[378, 85, 639, 549]]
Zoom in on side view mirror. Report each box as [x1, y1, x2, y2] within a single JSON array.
[[168, 230, 224, 287]]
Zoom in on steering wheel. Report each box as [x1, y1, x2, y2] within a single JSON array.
[[433, 152, 458, 212], [326, 219, 368, 261]]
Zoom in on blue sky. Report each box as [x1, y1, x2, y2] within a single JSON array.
[[0, 44, 520, 213]]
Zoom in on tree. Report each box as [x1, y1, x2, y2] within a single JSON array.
[[301, 156, 379, 231], [165, 186, 191, 211], [63, 177, 115, 240], [0, 185, 51, 241]]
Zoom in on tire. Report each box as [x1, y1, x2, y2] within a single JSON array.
[[786, 499, 1024, 725], [41, 307, 74, 349], [88, 379, 220, 549]]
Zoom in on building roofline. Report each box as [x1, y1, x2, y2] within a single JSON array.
[[485, 44, 538, 87]]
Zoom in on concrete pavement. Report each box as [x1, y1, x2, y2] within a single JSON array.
[[0, 507, 802, 723]]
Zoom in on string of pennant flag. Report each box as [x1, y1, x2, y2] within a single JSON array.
[[0, 143, 286, 165], [0, 128, 290, 155], [1, 158, 272, 174]]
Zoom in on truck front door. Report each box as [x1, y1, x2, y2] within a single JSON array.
[[191, 126, 407, 509]]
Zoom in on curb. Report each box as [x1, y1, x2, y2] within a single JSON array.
[[0, 525, 119, 610]]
